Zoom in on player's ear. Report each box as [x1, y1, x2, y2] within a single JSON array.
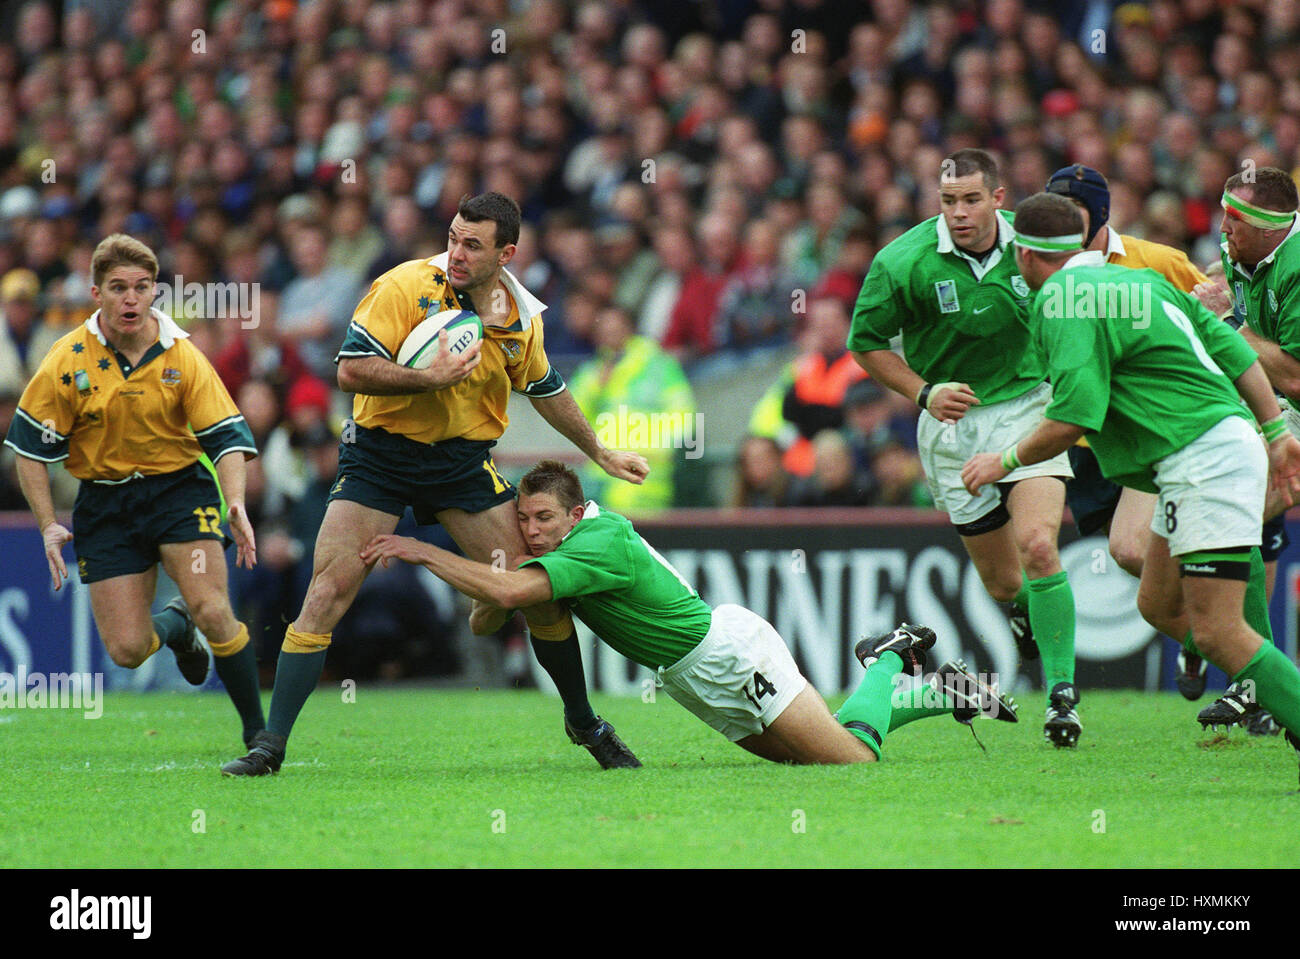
[[498, 242, 516, 267], [992, 185, 1006, 207]]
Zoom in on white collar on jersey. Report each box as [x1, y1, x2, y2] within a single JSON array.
[[1103, 226, 1127, 259], [1060, 250, 1107, 271], [85, 307, 190, 349], [427, 251, 547, 328], [936, 210, 1016, 281]]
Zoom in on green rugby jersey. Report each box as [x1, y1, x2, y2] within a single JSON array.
[[1222, 217, 1300, 356], [1037, 253, 1259, 492], [520, 502, 711, 669], [848, 209, 1042, 405]]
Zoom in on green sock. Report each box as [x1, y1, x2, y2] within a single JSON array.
[[152, 607, 187, 648], [1028, 570, 1076, 689], [267, 649, 327, 739], [1180, 630, 1203, 658], [1013, 575, 1030, 610], [838, 651, 901, 757], [1243, 547, 1273, 642], [887, 683, 954, 731], [1233, 643, 1300, 738], [213, 644, 266, 745]]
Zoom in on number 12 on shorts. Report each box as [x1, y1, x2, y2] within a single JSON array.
[[742, 670, 777, 710]]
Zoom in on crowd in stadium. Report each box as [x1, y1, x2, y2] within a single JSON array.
[[1, 0, 1298, 663]]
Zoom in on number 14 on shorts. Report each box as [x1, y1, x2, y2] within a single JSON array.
[[742, 671, 777, 710]]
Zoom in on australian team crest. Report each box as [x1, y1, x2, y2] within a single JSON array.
[[161, 367, 182, 386], [1011, 275, 1030, 297], [934, 280, 960, 314], [499, 339, 523, 360], [74, 369, 91, 396]]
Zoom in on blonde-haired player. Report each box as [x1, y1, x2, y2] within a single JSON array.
[[4, 233, 265, 748]]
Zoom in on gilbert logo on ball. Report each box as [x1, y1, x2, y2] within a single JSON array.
[[396, 309, 484, 369]]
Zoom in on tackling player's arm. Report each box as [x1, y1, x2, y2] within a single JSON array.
[[359, 534, 554, 609], [528, 389, 649, 483], [337, 334, 481, 395], [961, 418, 1085, 494], [1236, 326, 1300, 402]]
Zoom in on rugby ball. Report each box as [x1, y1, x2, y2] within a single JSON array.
[[396, 309, 484, 368]]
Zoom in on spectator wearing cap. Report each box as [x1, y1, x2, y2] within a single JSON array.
[[0, 268, 58, 397]]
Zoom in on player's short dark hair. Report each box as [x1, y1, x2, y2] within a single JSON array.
[[1224, 167, 1299, 219], [519, 459, 585, 511], [942, 148, 1000, 192], [1013, 193, 1085, 260], [91, 234, 159, 287], [457, 192, 522, 247]]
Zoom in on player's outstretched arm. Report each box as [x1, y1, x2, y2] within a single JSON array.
[[1234, 360, 1300, 504], [962, 418, 1085, 494], [360, 534, 554, 609], [14, 455, 72, 590], [1238, 327, 1300, 402], [528, 390, 649, 483], [850, 348, 979, 424], [337, 334, 482, 395], [214, 451, 257, 569]]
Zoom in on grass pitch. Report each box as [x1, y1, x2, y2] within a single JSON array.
[[3, 687, 1298, 868]]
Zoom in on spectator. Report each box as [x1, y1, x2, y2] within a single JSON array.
[[731, 433, 791, 508], [779, 296, 868, 477], [0, 268, 56, 396], [661, 212, 743, 364], [278, 222, 362, 380], [713, 218, 800, 352], [568, 304, 694, 515], [789, 429, 875, 507]]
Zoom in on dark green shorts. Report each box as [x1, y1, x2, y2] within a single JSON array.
[[328, 425, 516, 524], [73, 461, 227, 583]]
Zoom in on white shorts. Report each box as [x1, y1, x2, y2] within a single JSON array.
[[1149, 415, 1266, 557], [659, 604, 807, 742], [918, 380, 1073, 528]]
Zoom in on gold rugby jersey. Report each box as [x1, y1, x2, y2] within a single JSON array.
[[1108, 231, 1207, 292], [335, 252, 564, 444], [4, 309, 256, 480]]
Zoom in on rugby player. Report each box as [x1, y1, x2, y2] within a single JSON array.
[[962, 192, 1300, 783], [221, 193, 650, 775], [848, 149, 1081, 746], [4, 234, 265, 748], [359, 460, 1018, 767], [1046, 165, 1281, 713]]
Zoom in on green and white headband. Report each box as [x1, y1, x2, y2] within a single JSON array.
[[1221, 192, 1296, 230], [1013, 231, 1083, 252]]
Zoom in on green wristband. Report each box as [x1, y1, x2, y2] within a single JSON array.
[[1262, 415, 1288, 444], [1001, 445, 1022, 470]]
